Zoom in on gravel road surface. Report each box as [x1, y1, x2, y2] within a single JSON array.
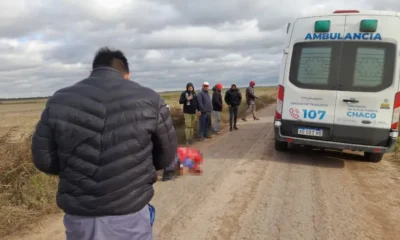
[[7, 104, 400, 240]]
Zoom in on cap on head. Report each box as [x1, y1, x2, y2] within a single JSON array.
[[250, 80, 255, 87], [216, 83, 223, 90], [203, 82, 210, 87]]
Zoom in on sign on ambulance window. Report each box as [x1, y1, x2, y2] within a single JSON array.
[[353, 48, 385, 87], [298, 47, 331, 85]]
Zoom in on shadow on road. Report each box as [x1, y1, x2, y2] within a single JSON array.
[[270, 145, 366, 169]]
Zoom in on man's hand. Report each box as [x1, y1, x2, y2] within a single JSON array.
[[197, 111, 201, 116], [228, 105, 231, 108], [187, 95, 193, 100]]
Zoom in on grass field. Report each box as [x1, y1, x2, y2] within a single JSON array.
[[0, 86, 276, 237]]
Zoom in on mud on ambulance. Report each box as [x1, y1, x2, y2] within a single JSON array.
[[274, 10, 400, 162]]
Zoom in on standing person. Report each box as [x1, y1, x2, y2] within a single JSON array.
[[197, 82, 213, 140], [212, 83, 223, 133], [242, 80, 260, 121], [31, 47, 177, 240], [179, 82, 199, 145], [224, 84, 242, 131], [162, 104, 178, 181]]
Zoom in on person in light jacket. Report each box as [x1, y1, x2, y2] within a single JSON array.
[[197, 82, 213, 140], [242, 80, 260, 121]]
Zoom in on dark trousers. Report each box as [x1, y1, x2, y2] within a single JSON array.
[[199, 112, 211, 138], [229, 106, 238, 128]]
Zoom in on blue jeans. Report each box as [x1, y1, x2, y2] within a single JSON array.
[[199, 112, 211, 138]]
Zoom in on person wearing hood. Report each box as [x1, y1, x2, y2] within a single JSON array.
[[224, 84, 242, 131], [179, 82, 200, 145], [212, 83, 223, 133], [242, 80, 260, 121], [197, 82, 213, 140]]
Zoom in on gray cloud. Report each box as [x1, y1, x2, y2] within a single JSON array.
[[0, 0, 388, 98]]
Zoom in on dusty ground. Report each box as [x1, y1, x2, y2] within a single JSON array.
[[6, 104, 400, 240]]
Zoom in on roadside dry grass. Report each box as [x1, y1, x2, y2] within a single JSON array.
[[0, 86, 276, 238]]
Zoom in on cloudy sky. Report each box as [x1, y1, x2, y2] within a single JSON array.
[[0, 0, 395, 98]]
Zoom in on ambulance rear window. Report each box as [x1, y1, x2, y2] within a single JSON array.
[[289, 41, 396, 92], [289, 42, 341, 90], [298, 47, 331, 85], [339, 42, 395, 92]]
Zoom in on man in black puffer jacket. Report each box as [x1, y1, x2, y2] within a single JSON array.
[[31, 47, 177, 240], [224, 84, 242, 131]]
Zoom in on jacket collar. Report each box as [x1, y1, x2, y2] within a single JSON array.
[[89, 67, 125, 80]]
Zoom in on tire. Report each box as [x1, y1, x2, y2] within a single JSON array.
[[364, 152, 384, 163], [275, 139, 288, 152]]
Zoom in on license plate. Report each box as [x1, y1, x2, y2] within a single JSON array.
[[298, 128, 323, 137]]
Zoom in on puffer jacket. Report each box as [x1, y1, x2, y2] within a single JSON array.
[[225, 88, 242, 107], [197, 89, 212, 113], [31, 67, 177, 217]]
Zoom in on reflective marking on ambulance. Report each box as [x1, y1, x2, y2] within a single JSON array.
[[392, 106, 400, 129]]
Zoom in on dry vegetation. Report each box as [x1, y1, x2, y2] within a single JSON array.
[[0, 86, 276, 237]]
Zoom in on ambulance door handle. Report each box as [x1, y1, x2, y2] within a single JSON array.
[[342, 98, 359, 103]]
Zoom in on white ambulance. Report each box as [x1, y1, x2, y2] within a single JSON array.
[[274, 10, 400, 162]]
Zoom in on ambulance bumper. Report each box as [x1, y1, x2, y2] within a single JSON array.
[[274, 121, 397, 153]]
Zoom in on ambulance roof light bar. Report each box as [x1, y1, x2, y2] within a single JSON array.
[[333, 10, 360, 14]]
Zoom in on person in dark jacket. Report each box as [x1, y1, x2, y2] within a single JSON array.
[[224, 84, 242, 131], [179, 82, 199, 145], [31, 47, 177, 240], [212, 83, 223, 133], [242, 80, 260, 121], [162, 104, 179, 181], [197, 81, 213, 140]]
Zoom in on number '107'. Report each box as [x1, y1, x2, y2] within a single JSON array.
[[302, 109, 326, 120]]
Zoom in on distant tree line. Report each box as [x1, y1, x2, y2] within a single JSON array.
[[0, 96, 50, 101]]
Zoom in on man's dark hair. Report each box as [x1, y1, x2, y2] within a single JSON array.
[[92, 47, 130, 74]]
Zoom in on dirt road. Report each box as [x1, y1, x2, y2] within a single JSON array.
[[7, 104, 400, 240]]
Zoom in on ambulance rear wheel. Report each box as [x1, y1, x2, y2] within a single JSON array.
[[364, 152, 383, 163], [275, 140, 288, 152]]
